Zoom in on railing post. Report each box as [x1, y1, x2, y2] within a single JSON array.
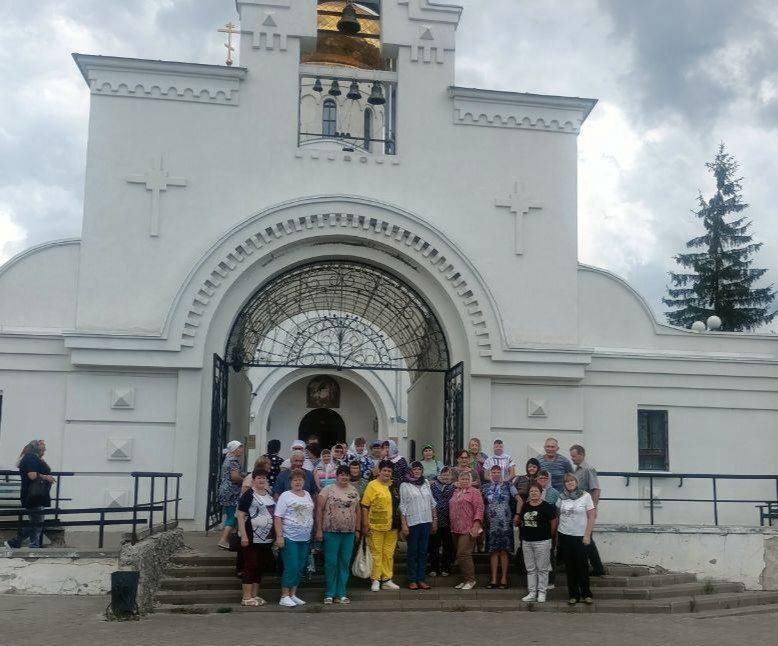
[[649, 476, 655, 525], [132, 475, 139, 544], [148, 476, 155, 535], [54, 476, 62, 522], [174, 476, 180, 526], [98, 511, 105, 549], [712, 477, 719, 525], [163, 476, 168, 528]]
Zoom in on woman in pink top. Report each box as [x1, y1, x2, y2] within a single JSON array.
[[448, 469, 484, 590]]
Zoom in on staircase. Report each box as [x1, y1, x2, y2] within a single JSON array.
[[154, 549, 778, 614]]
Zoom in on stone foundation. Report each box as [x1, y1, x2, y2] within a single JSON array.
[[595, 524, 778, 590], [118, 528, 184, 612]]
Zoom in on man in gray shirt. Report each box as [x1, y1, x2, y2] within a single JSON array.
[[536, 437, 573, 492], [570, 444, 605, 576]]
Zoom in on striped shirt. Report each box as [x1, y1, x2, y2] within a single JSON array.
[[537, 454, 574, 492], [399, 480, 436, 527]]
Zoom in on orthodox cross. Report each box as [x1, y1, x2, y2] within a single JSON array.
[[126, 156, 187, 237], [494, 181, 543, 255], [218, 22, 239, 66]]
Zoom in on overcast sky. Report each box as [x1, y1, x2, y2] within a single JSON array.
[[1, 0, 776, 327]]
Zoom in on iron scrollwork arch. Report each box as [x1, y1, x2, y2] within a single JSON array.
[[225, 260, 450, 373]]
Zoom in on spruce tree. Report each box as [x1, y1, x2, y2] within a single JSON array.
[[663, 144, 776, 331]]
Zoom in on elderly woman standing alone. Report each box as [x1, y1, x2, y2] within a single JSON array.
[[557, 472, 596, 605], [4, 440, 55, 549], [449, 470, 484, 590], [217, 440, 244, 550]]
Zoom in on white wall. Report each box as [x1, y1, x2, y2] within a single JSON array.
[[406, 371, 444, 460]]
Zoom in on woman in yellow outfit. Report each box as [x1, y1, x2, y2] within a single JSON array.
[[361, 459, 400, 591]]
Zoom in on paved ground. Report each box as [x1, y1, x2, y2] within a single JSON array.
[[1, 594, 777, 646]]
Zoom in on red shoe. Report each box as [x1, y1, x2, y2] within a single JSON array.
[[418, 582, 431, 590], [408, 582, 419, 590]]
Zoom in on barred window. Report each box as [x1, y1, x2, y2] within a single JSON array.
[[638, 409, 669, 471]]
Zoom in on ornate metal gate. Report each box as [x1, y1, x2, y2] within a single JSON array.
[[206, 353, 229, 531], [443, 362, 464, 466]]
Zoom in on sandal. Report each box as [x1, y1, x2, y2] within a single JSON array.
[[408, 582, 419, 590], [418, 582, 431, 590], [253, 597, 266, 606], [485, 583, 497, 589], [241, 598, 261, 607], [499, 582, 509, 589]]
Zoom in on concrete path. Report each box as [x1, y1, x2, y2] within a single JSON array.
[[1, 594, 777, 646]]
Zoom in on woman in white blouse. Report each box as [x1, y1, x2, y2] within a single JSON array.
[[399, 461, 437, 590], [556, 472, 596, 605]]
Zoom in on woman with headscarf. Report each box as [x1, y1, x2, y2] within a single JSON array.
[[217, 440, 245, 549], [556, 472, 596, 605], [400, 461, 437, 589], [483, 464, 517, 588], [420, 445, 442, 478], [383, 439, 408, 484], [467, 438, 488, 481], [4, 440, 54, 549], [514, 458, 541, 504], [314, 448, 337, 490], [428, 466, 455, 577]]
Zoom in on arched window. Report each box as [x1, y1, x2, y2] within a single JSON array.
[[363, 107, 373, 151], [322, 99, 337, 137]]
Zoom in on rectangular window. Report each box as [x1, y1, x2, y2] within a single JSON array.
[[638, 409, 668, 471]]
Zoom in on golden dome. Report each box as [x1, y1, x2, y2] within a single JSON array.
[[302, 2, 384, 71]]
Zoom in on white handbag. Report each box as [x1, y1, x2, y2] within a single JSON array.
[[351, 536, 373, 579]]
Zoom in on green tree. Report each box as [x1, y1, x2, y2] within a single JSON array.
[[664, 144, 775, 331]]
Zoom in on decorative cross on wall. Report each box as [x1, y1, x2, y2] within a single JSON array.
[[494, 181, 543, 255], [126, 156, 187, 237]]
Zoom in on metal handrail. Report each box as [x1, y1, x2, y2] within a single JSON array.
[[0, 470, 183, 547], [598, 471, 778, 526]]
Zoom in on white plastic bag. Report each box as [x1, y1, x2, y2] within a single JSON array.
[[351, 536, 373, 579]]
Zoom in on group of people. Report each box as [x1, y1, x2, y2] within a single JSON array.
[[217, 434, 604, 607]]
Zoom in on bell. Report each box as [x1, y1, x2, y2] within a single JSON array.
[[312, 77, 323, 93], [328, 79, 341, 96], [346, 80, 362, 101], [367, 81, 386, 105], [337, 2, 361, 35]]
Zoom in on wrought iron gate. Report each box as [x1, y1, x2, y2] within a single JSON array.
[[206, 353, 229, 531], [443, 362, 464, 466]]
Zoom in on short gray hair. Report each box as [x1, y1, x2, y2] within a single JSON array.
[[290, 450, 305, 461]]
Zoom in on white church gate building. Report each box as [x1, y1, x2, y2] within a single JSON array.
[[0, 0, 777, 541]]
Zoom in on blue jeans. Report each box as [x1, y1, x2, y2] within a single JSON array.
[[406, 522, 432, 583], [281, 539, 310, 588], [323, 532, 355, 598], [7, 507, 45, 548]]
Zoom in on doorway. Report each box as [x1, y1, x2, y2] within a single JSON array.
[[299, 408, 346, 448]]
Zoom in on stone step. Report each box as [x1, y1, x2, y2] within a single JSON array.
[[157, 578, 743, 601], [162, 565, 696, 588], [154, 590, 778, 615]]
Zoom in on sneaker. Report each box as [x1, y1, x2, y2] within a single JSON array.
[[583, 596, 594, 605], [568, 597, 578, 605], [440, 571, 450, 577], [279, 596, 296, 607], [381, 580, 400, 590], [454, 582, 465, 589], [217, 542, 230, 550], [460, 580, 476, 590], [521, 592, 537, 602], [537, 592, 546, 603], [428, 571, 437, 577], [371, 580, 381, 592], [291, 595, 306, 605], [324, 597, 334, 604], [337, 597, 350, 604], [546, 583, 555, 590]]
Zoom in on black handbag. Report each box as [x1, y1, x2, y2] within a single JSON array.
[[26, 477, 51, 508]]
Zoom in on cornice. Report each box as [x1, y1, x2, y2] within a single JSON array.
[[450, 86, 597, 134], [72, 54, 247, 106]]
